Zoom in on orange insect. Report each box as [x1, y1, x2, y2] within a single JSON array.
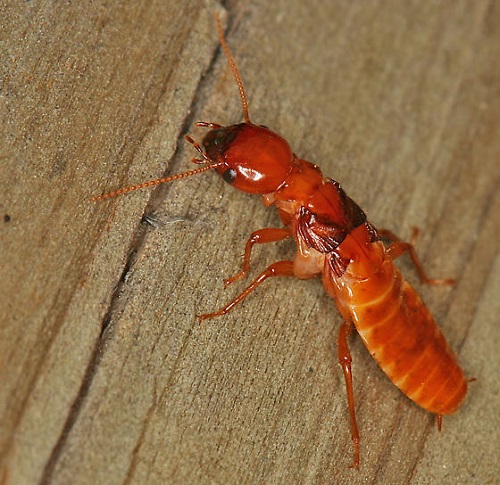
[[93, 15, 468, 467]]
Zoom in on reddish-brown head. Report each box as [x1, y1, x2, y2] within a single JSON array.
[[202, 123, 293, 194], [199, 15, 293, 194]]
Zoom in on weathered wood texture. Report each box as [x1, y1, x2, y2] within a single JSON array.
[[1, 1, 499, 483]]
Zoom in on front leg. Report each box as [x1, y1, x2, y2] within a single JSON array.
[[224, 227, 291, 287]]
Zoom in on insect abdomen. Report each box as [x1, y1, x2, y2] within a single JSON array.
[[330, 233, 467, 415]]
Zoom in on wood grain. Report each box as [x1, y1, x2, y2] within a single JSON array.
[[1, 1, 499, 484]]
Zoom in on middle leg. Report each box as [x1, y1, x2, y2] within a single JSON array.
[[198, 260, 295, 322]]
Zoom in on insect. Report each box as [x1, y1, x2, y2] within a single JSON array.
[[93, 14, 468, 467]]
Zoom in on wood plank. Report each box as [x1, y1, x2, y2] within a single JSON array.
[[1, 1, 499, 483], [1, 1, 220, 483]]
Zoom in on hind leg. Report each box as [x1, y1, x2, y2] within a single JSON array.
[[338, 320, 360, 468], [379, 227, 454, 285]]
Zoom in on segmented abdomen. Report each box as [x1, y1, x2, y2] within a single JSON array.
[[328, 235, 467, 415]]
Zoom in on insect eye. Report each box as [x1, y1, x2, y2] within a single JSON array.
[[222, 168, 237, 184]]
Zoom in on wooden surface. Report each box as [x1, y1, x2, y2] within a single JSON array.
[[1, 1, 499, 483]]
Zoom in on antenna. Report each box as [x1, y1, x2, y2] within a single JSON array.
[[91, 162, 222, 202], [216, 13, 251, 123]]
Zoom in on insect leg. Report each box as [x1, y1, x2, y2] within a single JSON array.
[[437, 414, 443, 431], [338, 320, 360, 469], [198, 260, 294, 321], [224, 228, 292, 287], [379, 228, 455, 285]]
